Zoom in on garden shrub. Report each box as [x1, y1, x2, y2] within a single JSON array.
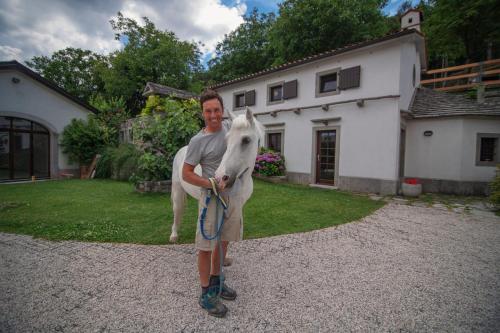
[[95, 144, 140, 181], [489, 165, 500, 207], [254, 147, 286, 176], [94, 147, 113, 179], [60, 116, 110, 165], [132, 96, 202, 182]]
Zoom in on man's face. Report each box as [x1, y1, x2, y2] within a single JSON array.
[[202, 98, 223, 131]]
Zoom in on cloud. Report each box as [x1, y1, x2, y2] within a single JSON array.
[[0, 0, 246, 62], [0, 45, 22, 59]]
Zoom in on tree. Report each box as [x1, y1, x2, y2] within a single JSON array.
[[26, 48, 108, 103], [90, 95, 130, 136], [268, 0, 392, 66], [101, 12, 203, 115], [208, 8, 276, 83], [423, 0, 500, 65]]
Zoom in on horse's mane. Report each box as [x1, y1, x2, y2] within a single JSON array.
[[232, 114, 265, 147]]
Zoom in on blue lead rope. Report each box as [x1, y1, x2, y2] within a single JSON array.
[[199, 185, 228, 296]]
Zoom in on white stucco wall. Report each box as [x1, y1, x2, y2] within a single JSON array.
[[252, 99, 400, 181], [399, 42, 419, 111], [461, 118, 500, 181], [218, 41, 403, 114], [0, 70, 92, 171], [217, 39, 413, 183], [405, 117, 500, 182]]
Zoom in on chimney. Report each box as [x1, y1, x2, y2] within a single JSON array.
[[400, 9, 423, 32]]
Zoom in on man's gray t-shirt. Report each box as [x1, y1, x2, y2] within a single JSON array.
[[184, 120, 231, 179]]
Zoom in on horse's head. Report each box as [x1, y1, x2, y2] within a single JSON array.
[[215, 107, 264, 189]]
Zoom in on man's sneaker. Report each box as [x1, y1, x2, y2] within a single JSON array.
[[209, 275, 237, 301], [213, 282, 237, 301], [199, 291, 228, 318]]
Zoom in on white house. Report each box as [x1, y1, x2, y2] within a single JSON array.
[[0, 61, 96, 181], [212, 11, 500, 195]]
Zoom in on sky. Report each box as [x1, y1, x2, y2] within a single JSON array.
[[0, 0, 416, 67]]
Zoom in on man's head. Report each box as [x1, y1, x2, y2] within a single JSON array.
[[200, 89, 224, 132]]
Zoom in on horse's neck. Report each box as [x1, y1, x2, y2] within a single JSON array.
[[238, 170, 254, 202]]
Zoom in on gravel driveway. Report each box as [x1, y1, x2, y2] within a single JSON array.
[[1, 202, 499, 332]]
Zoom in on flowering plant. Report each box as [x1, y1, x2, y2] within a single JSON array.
[[254, 148, 286, 177], [405, 178, 419, 185]]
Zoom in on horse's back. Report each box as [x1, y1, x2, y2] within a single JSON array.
[[172, 146, 201, 200]]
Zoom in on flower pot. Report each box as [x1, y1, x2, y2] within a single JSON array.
[[253, 174, 287, 184], [402, 183, 422, 197]]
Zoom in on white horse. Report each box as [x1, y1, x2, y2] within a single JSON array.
[[169, 108, 264, 243]]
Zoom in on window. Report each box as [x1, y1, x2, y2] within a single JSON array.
[[267, 81, 285, 105], [233, 90, 256, 110], [234, 92, 245, 109], [476, 133, 500, 166], [412, 64, 416, 87], [480, 138, 496, 161], [270, 85, 283, 102], [265, 130, 284, 154], [320, 73, 338, 93], [316, 68, 340, 97]]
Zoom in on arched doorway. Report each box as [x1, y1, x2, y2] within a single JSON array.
[[0, 116, 50, 181]]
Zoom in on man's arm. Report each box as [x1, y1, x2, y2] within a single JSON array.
[[182, 163, 211, 189], [182, 163, 227, 191]]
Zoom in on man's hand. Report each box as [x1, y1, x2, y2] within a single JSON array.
[[216, 177, 227, 192]]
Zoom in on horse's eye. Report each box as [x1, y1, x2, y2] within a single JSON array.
[[242, 136, 251, 145]]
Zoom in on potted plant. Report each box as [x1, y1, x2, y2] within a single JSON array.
[[402, 178, 422, 197]]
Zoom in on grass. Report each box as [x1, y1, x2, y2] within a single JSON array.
[[0, 179, 384, 245]]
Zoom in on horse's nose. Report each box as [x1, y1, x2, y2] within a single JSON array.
[[222, 175, 229, 181]]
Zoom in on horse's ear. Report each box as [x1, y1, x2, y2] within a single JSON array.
[[245, 107, 254, 126], [226, 109, 236, 120]]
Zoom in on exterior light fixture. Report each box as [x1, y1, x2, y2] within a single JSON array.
[[424, 130, 433, 137], [321, 104, 329, 111], [12, 77, 20, 84], [356, 99, 365, 107]]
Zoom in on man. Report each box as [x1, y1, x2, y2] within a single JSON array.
[[182, 89, 240, 318]]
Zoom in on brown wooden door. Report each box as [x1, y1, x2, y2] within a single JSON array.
[[316, 130, 336, 184]]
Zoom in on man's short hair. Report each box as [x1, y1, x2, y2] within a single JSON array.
[[200, 89, 224, 111]]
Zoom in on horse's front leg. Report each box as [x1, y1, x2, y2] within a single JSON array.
[[170, 180, 186, 243]]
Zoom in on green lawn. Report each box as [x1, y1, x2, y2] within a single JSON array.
[[0, 179, 384, 244]]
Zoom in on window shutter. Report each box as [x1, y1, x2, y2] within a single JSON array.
[[245, 90, 256, 106], [283, 80, 298, 99], [339, 66, 360, 90]]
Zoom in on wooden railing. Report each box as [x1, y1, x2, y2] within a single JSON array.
[[421, 59, 500, 92]]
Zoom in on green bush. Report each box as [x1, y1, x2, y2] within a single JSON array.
[[94, 148, 113, 179], [95, 144, 140, 181], [489, 165, 500, 207], [132, 96, 202, 182], [60, 116, 110, 165]]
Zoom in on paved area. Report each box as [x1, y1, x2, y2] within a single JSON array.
[[1, 202, 499, 332]]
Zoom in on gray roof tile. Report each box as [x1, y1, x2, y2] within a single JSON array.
[[143, 82, 198, 100], [409, 88, 500, 118]]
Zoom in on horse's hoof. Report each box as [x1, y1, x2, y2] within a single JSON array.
[[169, 235, 178, 243]]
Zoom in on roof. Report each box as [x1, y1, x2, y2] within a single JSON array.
[[210, 29, 426, 89], [409, 88, 500, 118], [0, 60, 98, 113], [143, 82, 198, 99]]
